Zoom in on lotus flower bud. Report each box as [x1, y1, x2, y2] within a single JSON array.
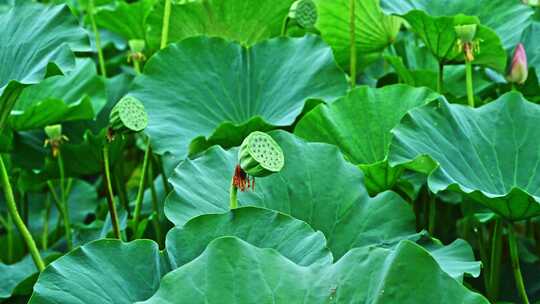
[[109, 96, 148, 135], [45, 124, 62, 141], [288, 0, 318, 29], [454, 24, 477, 44], [507, 43, 528, 85], [128, 40, 146, 53], [239, 131, 284, 178]]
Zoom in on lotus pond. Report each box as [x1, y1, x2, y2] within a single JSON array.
[[1, 0, 540, 303]]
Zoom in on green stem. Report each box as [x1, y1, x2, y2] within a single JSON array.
[[133, 140, 151, 231], [0, 155, 45, 271], [148, 159, 163, 247], [133, 59, 141, 74], [41, 194, 51, 251], [0, 213, 12, 263], [437, 62, 444, 93], [508, 224, 530, 304], [103, 145, 122, 240], [47, 181, 72, 250], [229, 177, 238, 210], [428, 193, 436, 235], [113, 164, 130, 218], [157, 155, 171, 193], [465, 60, 474, 107], [87, 0, 107, 77], [160, 0, 172, 49], [488, 218, 503, 301], [281, 16, 289, 36], [57, 150, 71, 249], [477, 224, 490, 292], [349, 0, 356, 88], [7, 214, 13, 263]]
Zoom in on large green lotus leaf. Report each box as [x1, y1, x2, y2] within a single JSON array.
[[0, 253, 59, 300], [422, 239, 481, 282], [380, 0, 533, 50], [314, 0, 402, 71], [9, 59, 106, 131], [383, 10, 506, 71], [0, 4, 89, 130], [130, 35, 348, 157], [294, 84, 439, 194], [146, 0, 295, 50], [139, 237, 489, 304], [29, 239, 169, 304], [95, 0, 156, 41], [389, 92, 540, 221], [165, 130, 416, 259], [166, 207, 332, 268]]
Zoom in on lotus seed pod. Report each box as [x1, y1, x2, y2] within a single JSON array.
[[129, 39, 146, 53], [288, 0, 318, 29], [109, 96, 148, 134], [454, 24, 477, 43], [44, 124, 62, 141], [238, 131, 284, 177]]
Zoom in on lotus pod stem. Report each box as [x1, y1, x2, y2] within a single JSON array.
[[349, 0, 356, 88], [508, 224, 530, 304], [0, 154, 45, 271]]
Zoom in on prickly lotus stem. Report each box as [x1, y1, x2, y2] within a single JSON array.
[[44, 124, 68, 157], [454, 24, 481, 62], [108, 96, 148, 141], [288, 0, 318, 29], [233, 131, 284, 191], [507, 43, 528, 85], [128, 39, 146, 62]]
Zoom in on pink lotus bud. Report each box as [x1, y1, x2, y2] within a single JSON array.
[[507, 43, 528, 84]]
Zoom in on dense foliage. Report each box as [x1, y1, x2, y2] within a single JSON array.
[[1, 0, 540, 303]]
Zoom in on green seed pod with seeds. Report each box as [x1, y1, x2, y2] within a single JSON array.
[[44, 124, 62, 141], [454, 24, 477, 44], [238, 131, 284, 177], [109, 96, 148, 135], [288, 0, 318, 29], [128, 39, 146, 53]]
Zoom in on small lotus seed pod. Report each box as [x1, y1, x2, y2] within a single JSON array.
[[44, 124, 62, 141], [238, 131, 284, 178], [109, 96, 148, 134], [288, 0, 318, 29], [129, 39, 146, 53], [454, 24, 477, 44]]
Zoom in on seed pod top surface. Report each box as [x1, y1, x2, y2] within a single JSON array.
[[44, 124, 62, 141], [129, 39, 146, 53], [238, 131, 284, 177], [289, 0, 318, 29], [454, 24, 477, 43], [109, 96, 148, 133]]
